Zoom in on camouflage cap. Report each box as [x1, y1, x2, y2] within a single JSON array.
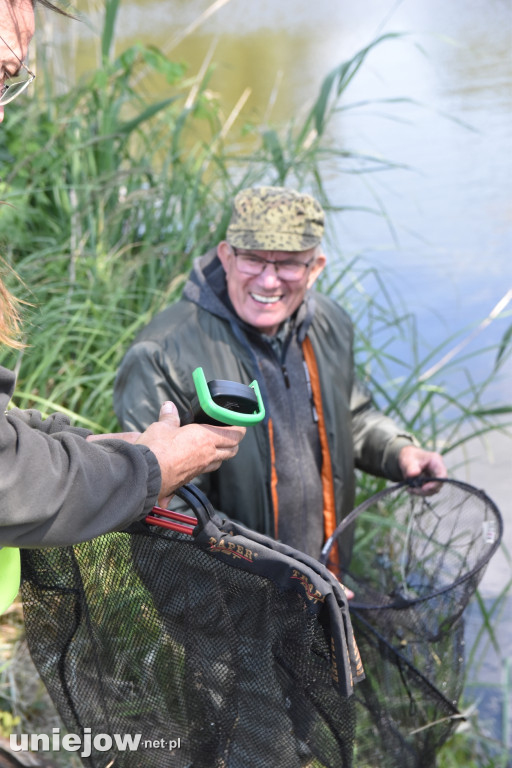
[[226, 186, 325, 252]]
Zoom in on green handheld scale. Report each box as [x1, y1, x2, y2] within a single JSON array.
[[182, 367, 265, 427]]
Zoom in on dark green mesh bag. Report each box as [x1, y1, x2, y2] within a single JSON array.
[[21, 485, 362, 768]]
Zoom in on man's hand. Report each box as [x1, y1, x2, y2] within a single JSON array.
[[398, 444, 447, 495], [136, 401, 246, 506], [86, 432, 141, 444]]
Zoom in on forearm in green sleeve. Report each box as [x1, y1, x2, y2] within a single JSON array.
[[351, 382, 417, 481]]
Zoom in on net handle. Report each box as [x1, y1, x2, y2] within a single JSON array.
[[145, 483, 216, 535], [173, 483, 217, 531]]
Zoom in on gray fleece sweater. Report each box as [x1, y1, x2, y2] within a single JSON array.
[[1, 365, 161, 547]]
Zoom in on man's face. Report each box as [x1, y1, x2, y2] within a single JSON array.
[[0, 0, 35, 124], [217, 242, 326, 336]]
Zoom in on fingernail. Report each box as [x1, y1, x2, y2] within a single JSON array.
[[160, 401, 177, 415]]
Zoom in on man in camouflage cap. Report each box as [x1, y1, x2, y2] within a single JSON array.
[[114, 186, 446, 560], [216, 187, 328, 338]]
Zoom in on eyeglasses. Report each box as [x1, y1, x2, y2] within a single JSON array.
[[231, 248, 315, 281], [0, 35, 36, 106]]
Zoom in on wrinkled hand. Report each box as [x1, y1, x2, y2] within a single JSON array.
[[86, 432, 141, 444], [136, 401, 246, 507], [398, 444, 447, 495]]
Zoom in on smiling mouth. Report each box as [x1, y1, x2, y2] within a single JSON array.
[[250, 293, 282, 305]]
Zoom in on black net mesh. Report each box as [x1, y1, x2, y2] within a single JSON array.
[[21, 486, 362, 768], [321, 477, 503, 768]]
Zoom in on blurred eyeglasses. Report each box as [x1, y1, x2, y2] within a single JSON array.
[[0, 35, 36, 106], [232, 247, 315, 281]]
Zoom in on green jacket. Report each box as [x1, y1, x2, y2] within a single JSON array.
[[114, 250, 415, 560]]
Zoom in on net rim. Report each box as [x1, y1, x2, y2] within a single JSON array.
[[320, 477, 503, 610]]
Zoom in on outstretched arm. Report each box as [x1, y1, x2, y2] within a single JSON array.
[[88, 401, 246, 508], [2, 375, 243, 547]]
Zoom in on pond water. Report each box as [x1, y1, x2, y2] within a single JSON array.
[[47, 0, 511, 748]]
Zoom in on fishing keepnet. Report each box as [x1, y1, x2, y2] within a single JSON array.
[[21, 485, 362, 768]]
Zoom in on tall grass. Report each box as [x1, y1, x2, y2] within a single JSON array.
[[0, 1, 511, 765]]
